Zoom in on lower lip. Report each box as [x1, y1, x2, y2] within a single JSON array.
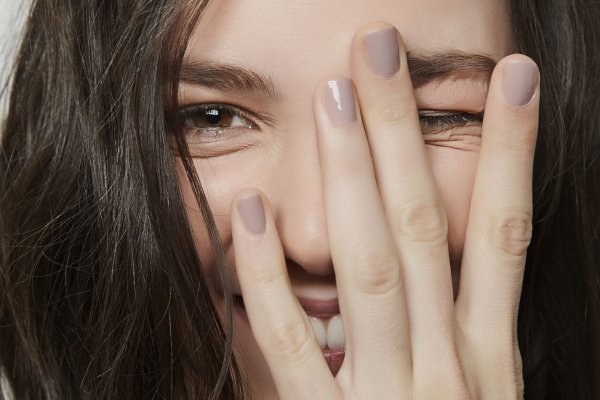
[[233, 296, 345, 376], [322, 347, 345, 376]]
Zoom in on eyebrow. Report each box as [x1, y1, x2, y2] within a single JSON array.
[[407, 50, 496, 88], [179, 50, 497, 99], [180, 61, 283, 100]]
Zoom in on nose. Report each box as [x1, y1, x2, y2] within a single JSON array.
[[271, 134, 334, 277]]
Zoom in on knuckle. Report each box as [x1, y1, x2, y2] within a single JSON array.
[[517, 125, 538, 153], [371, 97, 418, 126], [393, 199, 448, 245], [328, 148, 366, 178], [268, 316, 314, 358], [498, 122, 538, 155], [414, 349, 472, 400], [488, 210, 533, 259], [477, 341, 525, 397], [352, 250, 402, 295], [249, 260, 285, 286]]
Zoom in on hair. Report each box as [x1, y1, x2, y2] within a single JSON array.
[[0, 0, 598, 399]]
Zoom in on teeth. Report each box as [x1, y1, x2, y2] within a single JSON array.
[[326, 315, 345, 349], [308, 314, 345, 350], [309, 317, 327, 348]]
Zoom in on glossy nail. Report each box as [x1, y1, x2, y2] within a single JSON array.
[[237, 194, 266, 235], [503, 61, 538, 107], [323, 78, 357, 125], [363, 26, 400, 78]]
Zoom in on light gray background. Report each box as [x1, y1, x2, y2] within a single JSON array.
[[0, 7, 33, 398], [1, 0, 29, 117]]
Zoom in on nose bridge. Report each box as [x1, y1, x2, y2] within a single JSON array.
[[272, 132, 334, 276]]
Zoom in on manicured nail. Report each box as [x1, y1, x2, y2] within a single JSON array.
[[363, 26, 400, 78], [323, 78, 357, 125], [503, 61, 538, 107], [237, 194, 266, 235]]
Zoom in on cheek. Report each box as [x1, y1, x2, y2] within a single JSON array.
[[177, 145, 479, 281], [175, 157, 269, 271], [176, 163, 206, 251], [175, 160, 235, 274], [426, 146, 479, 261], [176, 158, 278, 395]]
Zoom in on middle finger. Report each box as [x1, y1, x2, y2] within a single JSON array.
[[349, 22, 463, 387]]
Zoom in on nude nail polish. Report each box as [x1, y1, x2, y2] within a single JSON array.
[[323, 78, 357, 125], [503, 61, 538, 107], [237, 194, 266, 235], [363, 26, 400, 78]]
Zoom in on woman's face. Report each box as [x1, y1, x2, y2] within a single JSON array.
[[177, 0, 514, 397]]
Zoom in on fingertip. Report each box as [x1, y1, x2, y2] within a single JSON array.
[[483, 54, 540, 151], [494, 54, 540, 109], [497, 53, 538, 71], [232, 189, 267, 236], [322, 78, 358, 126], [232, 188, 265, 207], [351, 21, 406, 81]]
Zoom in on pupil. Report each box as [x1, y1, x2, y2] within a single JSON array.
[[205, 108, 221, 125]]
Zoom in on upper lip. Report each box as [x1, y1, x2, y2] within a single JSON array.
[[233, 294, 340, 318], [297, 297, 340, 318]]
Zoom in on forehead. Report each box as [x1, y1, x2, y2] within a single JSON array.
[[185, 0, 513, 87]]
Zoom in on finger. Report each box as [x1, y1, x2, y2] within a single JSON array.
[[349, 22, 464, 391], [455, 55, 539, 394], [313, 78, 411, 395], [231, 190, 340, 400], [456, 55, 539, 330]]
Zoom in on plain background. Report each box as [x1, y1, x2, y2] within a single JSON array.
[[1, 0, 29, 116], [1, 3, 32, 397], [0, 0, 28, 70]]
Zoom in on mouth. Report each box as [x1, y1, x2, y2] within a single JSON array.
[[233, 295, 345, 376]]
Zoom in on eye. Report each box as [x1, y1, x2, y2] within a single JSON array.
[[179, 103, 258, 141], [418, 110, 483, 134]]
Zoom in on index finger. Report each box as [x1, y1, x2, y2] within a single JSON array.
[[231, 190, 341, 399]]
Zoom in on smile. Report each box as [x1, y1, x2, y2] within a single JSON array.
[[234, 295, 346, 375]]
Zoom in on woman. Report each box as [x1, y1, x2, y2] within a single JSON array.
[[1, 0, 599, 399]]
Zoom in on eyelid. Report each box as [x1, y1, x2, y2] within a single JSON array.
[[179, 103, 257, 133], [418, 109, 485, 118], [418, 109, 484, 126], [178, 102, 276, 128], [418, 109, 484, 136]]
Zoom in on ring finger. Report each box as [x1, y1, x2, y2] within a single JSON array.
[[313, 59, 411, 399]]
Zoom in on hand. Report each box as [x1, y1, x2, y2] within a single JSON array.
[[231, 21, 539, 399]]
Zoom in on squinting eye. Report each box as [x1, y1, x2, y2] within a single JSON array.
[[418, 110, 484, 134], [179, 103, 258, 141]]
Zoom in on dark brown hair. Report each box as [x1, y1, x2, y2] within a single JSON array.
[[1, 0, 599, 399], [509, 1, 600, 397], [1, 1, 242, 398]]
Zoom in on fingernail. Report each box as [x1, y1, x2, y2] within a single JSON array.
[[323, 78, 356, 125], [503, 61, 538, 107], [237, 194, 266, 235], [363, 26, 400, 78]]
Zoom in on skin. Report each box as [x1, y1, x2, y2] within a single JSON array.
[[176, 0, 539, 398]]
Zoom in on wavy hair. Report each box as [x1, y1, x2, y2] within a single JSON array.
[[1, 0, 599, 398]]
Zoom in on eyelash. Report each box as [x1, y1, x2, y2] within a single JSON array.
[[179, 104, 484, 140], [418, 110, 484, 131], [179, 103, 258, 140]]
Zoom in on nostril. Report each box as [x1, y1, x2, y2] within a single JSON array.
[[282, 248, 335, 277], [276, 209, 333, 275]]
